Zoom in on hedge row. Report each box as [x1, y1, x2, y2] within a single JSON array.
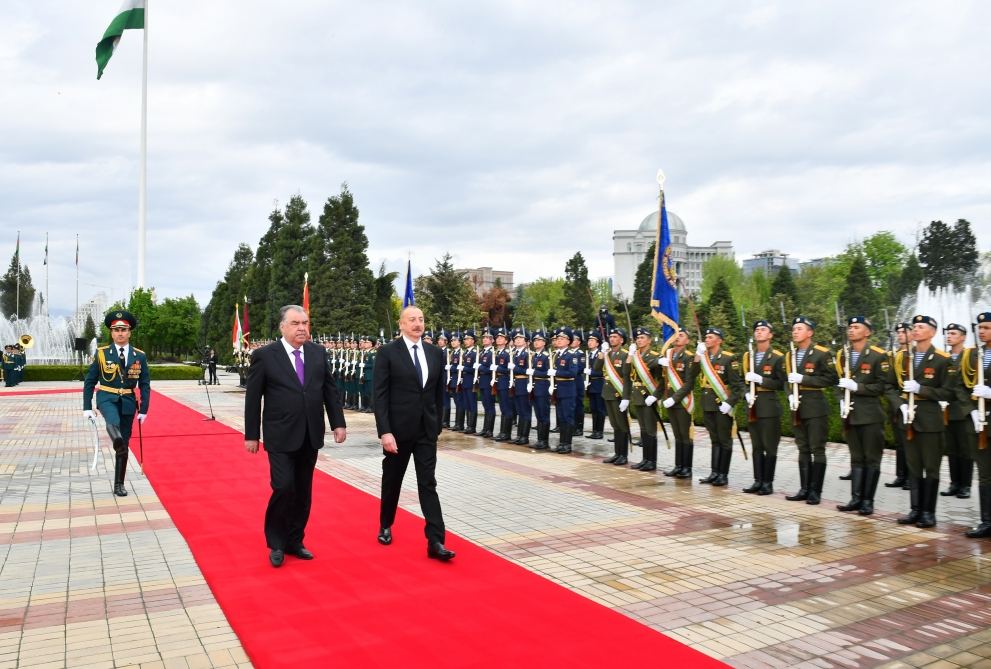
[[22, 365, 204, 382]]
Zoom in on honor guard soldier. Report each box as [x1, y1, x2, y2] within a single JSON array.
[[448, 331, 464, 431], [887, 315, 956, 528], [436, 331, 451, 428], [529, 331, 553, 450], [660, 327, 698, 478], [571, 331, 587, 436], [585, 332, 607, 439], [602, 328, 632, 465], [941, 322, 974, 498], [696, 328, 744, 486], [962, 312, 991, 538], [550, 327, 579, 453], [460, 329, 479, 434], [83, 310, 151, 497], [5, 343, 27, 386], [624, 326, 665, 472], [511, 328, 533, 445], [359, 335, 375, 412], [477, 329, 497, 437], [885, 322, 912, 489], [1, 344, 14, 386], [492, 328, 515, 441], [784, 316, 838, 505], [422, 330, 434, 346], [834, 316, 889, 515], [741, 320, 787, 495]]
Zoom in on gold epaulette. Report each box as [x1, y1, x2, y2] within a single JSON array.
[[933, 348, 949, 358], [814, 344, 830, 353], [98, 345, 110, 351], [133, 347, 144, 354], [772, 348, 783, 357], [722, 350, 734, 357], [870, 345, 886, 355], [649, 350, 658, 356]]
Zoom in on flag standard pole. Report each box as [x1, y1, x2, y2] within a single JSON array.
[[137, 0, 148, 288]]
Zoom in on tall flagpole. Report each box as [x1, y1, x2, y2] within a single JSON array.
[[15, 230, 20, 320], [75, 234, 80, 331], [45, 232, 49, 316], [137, 0, 148, 288]]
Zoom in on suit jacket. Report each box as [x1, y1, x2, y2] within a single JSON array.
[[244, 340, 346, 452], [374, 338, 446, 443]]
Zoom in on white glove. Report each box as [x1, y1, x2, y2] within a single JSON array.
[[973, 409, 986, 432], [662, 397, 675, 409], [619, 399, 630, 412], [719, 402, 733, 415], [508, 362, 516, 371], [902, 379, 921, 394], [489, 363, 498, 372], [473, 362, 480, 370], [745, 392, 754, 406], [839, 399, 846, 415], [83, 410, 94, 419], [547, 369, 556, 378], [444, 364, 452, 371], [788, 395, 799, 411], [788, 372, 804, 384], [744, 371, 762, 384], [645, 396, 657, 406], [695, 342, 706, 356], [900, 404, 910, 423], [939, 401, 949, 411], [137, 414, 147, 424], [972, 384, 991, 399], [601, 342, 610, 353], [525, 368, 534, 375], [456, 365, 464, 371], [583, 367, 592, 375], [659, 355, 670, 368], [837, 377, 858, 391], [628, 345, 637, 355]]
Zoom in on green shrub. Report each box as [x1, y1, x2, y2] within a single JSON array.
[[21, 365, 204, 382]]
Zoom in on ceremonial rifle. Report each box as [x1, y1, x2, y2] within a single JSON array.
[[973, 322, 988, 450]]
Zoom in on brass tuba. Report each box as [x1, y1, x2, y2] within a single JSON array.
[[19, 334, 34, 349]]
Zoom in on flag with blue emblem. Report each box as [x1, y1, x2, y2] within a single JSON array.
[[650, 183, 680, 343], [403, 259, 416, 308]]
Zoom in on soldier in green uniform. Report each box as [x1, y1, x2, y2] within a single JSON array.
[[11, 343, 26, 385], [602, 327, 632, 465], [785, 316, 838, 505], [941, 323, 974, 498], [741, 320, 787, 495], [660, 327, 699, 479], [835, 316, 890, 515], [82, 310, 151, 497], [624, 327, 665, 472], [887, 314, 956, 528], [885, 323, 912, 490], [359, 334, 376, 413], [963, 312, 991, 538], [696, 327, 744, 487], [2, 344, 14, 386]]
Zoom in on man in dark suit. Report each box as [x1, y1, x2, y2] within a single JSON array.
[[244, 305, 347, 568], [374, 306, 455, 561]]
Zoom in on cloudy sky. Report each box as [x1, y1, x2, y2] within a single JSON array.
[[3, 1, 989, 315]]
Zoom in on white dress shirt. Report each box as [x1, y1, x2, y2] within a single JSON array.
[[403, 335, 429, 388], [281, 338, 303, 367]]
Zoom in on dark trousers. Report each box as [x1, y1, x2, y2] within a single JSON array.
[[794, 415, 828, 463], [634, 401, 658, 436], [977, 429, 991, 485], [478, 379, 496, 413], [605, 398, 630, 434], [208, 364, 218, 384], [588, 392, 606, 417], [703, 411, 732, 449], [497, 388, 514, 417], [847, 422, 884, 468], [906, 431, 943, 480], [669, 405, 692, 443], [749, 415, 780, 458], [265, 435, 318, 551], [514, 389, 532, 422], [533, 391, 551, 424], [380, 433, 446, 544]]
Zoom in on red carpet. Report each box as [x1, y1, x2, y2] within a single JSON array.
[[139, 393, 725, 668], [0, 388, 81, 396]]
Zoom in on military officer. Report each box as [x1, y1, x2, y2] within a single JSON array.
[[660, 327, 698, 478], [585, 332, 607, 439], [436, 330, 451, 428], [963, 312, 991, 538], [784, 316, 838, 505], [741, 320, 788, 495], [834, 316, 889, 515], [624, 326, 665, 472], [602, 328, 632, 465], [571, 331, 587, 436], [460, 329, 479, 434], [477, 329, 497, 437], [885, 322, 912, 489], [550, 327, 579, 453], [511, 329, 533, 445], [529, 330, 553, 450], [448, 331, 464, 431], [887, 315, 956, 528], [696, 328, 744, 486], [942, 322, 974, 499], [82, 310, 151, 497], [492, 328, 515, 441]]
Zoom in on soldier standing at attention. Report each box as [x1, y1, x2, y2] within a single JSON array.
[[477, 329, 497, 438], [660, 327, 698, 479], [835, 316, 889, 515], [360, 335, 376, 413], [785, 316, 838, 505], [885, 323, 912, 489], [83, 310, 150, 497], [962, 312, 991, 538], [511, 329, 533, 446], [492, 328, 515, 442], [448, 332, 464, 431], [941, 322, 974, 499], [888, 315, 956, 528], [436, 331, 451, 428], [571, 332, 587, 437], [529, 331, 553, 450], [625, 327, 665, 472], [585, 332, 607, 439], [460, 330, 479, 435], [741, 320, 787, 495], [696, 328, 744, 487], [550, 327, 579, 453], [602, 328, 631, 465]]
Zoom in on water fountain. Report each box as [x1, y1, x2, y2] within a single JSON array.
[[901, 282, 991, 349], [0, 295, 87, 364]]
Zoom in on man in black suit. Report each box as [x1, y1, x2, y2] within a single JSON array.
[[244, 305, 347, 567], [374, 306, 455, 561]]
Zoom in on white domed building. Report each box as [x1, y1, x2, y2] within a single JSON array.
[[612, 211, 733, 298]]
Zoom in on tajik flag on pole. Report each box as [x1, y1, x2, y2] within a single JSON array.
[[95, 0, 145, 80], [232, 304, 243, 353]]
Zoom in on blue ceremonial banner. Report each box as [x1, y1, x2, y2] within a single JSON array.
[[403, 259, 415, 308], [650, 192, 680, 342]]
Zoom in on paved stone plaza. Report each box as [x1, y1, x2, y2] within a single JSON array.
[[2, 374, 990, 668]]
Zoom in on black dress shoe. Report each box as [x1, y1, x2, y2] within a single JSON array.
[[377, 527, 392, 545], [269, 549, 285, 567], [427, 542, 455, 561], [113, 483, 128, 497], [289, 546, 314, 560]]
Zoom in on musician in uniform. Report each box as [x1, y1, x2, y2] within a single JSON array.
[[492, 328, 515, 441], [887, 314, 956, 528], [602, 328, 632, 465], [834, 316, 889, 515], [784, 316, 838, 505], [585, 332, 607, 439], [2, 344, 15, 386], [885, 322, 912, 489], [624, 326, 665, 472], [477, 329, 497, 437], [82, 310, 151, 497], [696, 328, 744, 487], [741, 320, 787, 495], [942, 322, 974, 499], [660, 327, 698, 478], [550, 326, 579, 453], [511, 329, 533, 445], [460, 329, 479, 434], [529, 330, 553, 450], [571, 331, 587, 436], [962, 312, 991, 538]]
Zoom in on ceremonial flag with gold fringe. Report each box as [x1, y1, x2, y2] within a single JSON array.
[[649, 179, 680, 343]]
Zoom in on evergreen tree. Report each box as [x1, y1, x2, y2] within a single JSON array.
[[267, 195, 319, 332], [0, 254, 36, 318], [630, 241, 656, 325], [416, 254, 482, 328], [896, 253, 923, 303], [769, 265, 798, 305], [918, 220, 955, 290], [372, 262, 399, 336], [82, 314, 97, 342], [839, 254, 879, 324], [951, 219, 979, 289], [705, 276, 741, 350], [203, 243, 254, 356], [310, 184, 377, 336], [243, 206, 284, 339], [562, 252, 594, 329]]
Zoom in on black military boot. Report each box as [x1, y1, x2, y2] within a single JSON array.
[[786, 456, 810, 501], [743, 450, 765, 493], [478, 413, 491, 438], [588, 414, 604, 439], [957, 457, 973, 499], [805, 461, 827, 505], [494, 416, 512, 442], [106, 424, 125, 450], [886, 446, 907, 488], [916, 478, 938, 528], [513, 419, 531, 446], [532, 423, 550, 450], [664, 441, 682, 477], [639, 435, 657, 471], [555, 424, 573, 454], [858, 468, 880, 515], [758, 456, 776, 495], [442, 405, 451, 430], [941, 455, 960, 497], [574, 408, 584, 437], [677, 442, 694, 479], [699, 446, 720, 483], [612, 431, 629, 465], [113, 451, 128, 497], [463, 411, 478, 435], [965, 484, 991, 538], [837, 467, 864, 512], [603, 430, 620, 463], [897, 479, 922, 525], [712, 447, 732, 487], [453, 408, 465, 432]]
